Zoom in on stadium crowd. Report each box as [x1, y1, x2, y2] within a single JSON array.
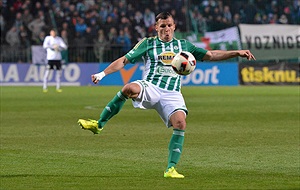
[[0, 0, 299, 62]]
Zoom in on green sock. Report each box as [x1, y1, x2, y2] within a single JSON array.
[[167, 129, 185, 170], [98, 91, 128, 128]]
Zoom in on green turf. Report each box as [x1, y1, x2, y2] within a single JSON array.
[[0, 86, 299, 190]]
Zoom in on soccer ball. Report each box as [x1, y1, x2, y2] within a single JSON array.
[[171, 51, 196, 76]]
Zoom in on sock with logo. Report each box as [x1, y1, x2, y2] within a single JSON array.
[[167, 129, 185, 170], [98, 90, 128, 128]]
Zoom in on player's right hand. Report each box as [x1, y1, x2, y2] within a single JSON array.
[[91, 71, 105, 84], [91, 75, 99, 84]]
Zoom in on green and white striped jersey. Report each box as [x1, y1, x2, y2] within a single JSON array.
[[125, 37, 207, 92]]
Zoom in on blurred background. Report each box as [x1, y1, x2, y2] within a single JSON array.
[[1, 0, 299, 63]]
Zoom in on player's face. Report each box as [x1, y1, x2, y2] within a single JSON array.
[[155, 17, 175, 42], [50, 30, 56, 37]]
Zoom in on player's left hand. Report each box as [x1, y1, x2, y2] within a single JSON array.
[[239, 50, 256, 60]]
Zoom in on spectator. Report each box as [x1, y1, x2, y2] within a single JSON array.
[[190, 7, 200, 34], [134, 26, 147, 42], [107, 26, 118, 59], [98, 5, 109, 23], [31, 1, 43, 17], [32, 30, 46, 45], [72, 31, 86, 62], [19, 25, 31, 47], [59, 21, 74, 43], [202, 5, 212, 19], [5, 26, 20, 47], [60, 29, 68, 46], [75, 16, 87, 35], [108, 7, 119, 21], [132, 11, 144, 28], [27, 11, 46, 43], [176, 6, 188, 32], [232, 13, 241, 26], [85, 0, 95, 10], [107, 27, 118, 44], [103, 15, 117, 34], [13, 0, 23, 12], [60, 29, 69, 64], [14, 12, 23, 32], [150, 0, 163, 14], [123, 26, 132, 40], [89, 18, 100, 37], [22, 8, 33, 26], [126, 4, 136, 21], [223, 5, 232, 24], [21, 0, 32, 11], [61, 0, 71, 15], [143, 8, 156, 31], [196, 13, 207, 34], [76, 0, 86, 16], [116, 1, 127, 18], [119, 16, 131, 31], [269, 13, 278, 24], [116, 29, 131, 55], [85, 26, 96, 61], [84, 9, 95, 26], [278, 14, 288, 24], [242, 1, 257, 24], [261, 14, 269, 24], [94, 29, 109, 63]]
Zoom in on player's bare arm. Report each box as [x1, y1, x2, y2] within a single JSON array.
[[203, 50, 256, 61], [91, 56, 130, 84]]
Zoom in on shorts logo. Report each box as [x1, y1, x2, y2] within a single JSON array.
[[157, 51, 176, 65]]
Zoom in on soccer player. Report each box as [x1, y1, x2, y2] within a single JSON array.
[[42, 29, 68, 92], [78, 12, 255, 178]]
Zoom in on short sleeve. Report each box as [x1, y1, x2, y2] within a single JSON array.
[[186, 41, 208, 61], [125, 37, 148, 63]]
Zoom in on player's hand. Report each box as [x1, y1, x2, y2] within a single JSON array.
[[91, 71, 105, 84], [239, 50, 256, 60], [91, 75, 99, 84], [52, 44, 59, 52]]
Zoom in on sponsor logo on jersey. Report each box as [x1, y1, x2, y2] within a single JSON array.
[[156, 65, 177, 77], [157, 51, 176, 65]]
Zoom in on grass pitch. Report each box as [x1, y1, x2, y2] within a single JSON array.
[[0, 86, 299, 190]]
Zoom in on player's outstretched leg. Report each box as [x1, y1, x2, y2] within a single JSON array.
[[97, 90, 128, 127], [164, 129, 185, 178], [78, 90, 128, 134]]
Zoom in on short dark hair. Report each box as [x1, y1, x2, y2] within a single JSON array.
[[155, 12, 173, 23]]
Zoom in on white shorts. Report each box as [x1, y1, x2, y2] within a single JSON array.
[[131, 80, 188, 127]]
